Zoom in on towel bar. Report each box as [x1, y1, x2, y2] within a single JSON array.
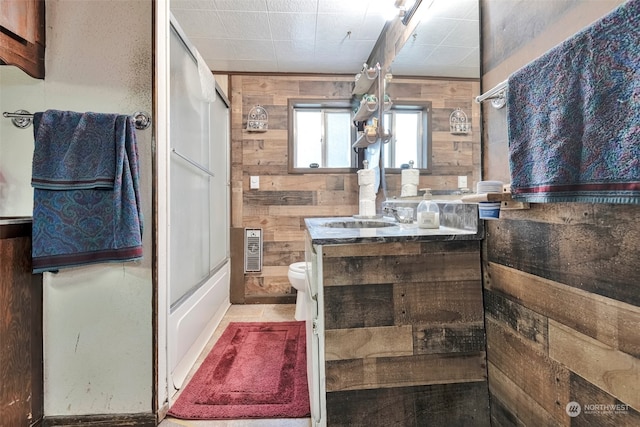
[[2, 110, 152, 130], [475, 80, 507, 109], [171, 148, 215, 178]]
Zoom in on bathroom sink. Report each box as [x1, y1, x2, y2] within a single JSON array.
[[320, 220, 396, 229]]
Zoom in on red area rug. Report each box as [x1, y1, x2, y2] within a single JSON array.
[[168, 321, 310, 420]]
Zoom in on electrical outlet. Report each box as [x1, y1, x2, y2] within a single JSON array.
[[458, 176, 468, 189], [250, 176, 259, 190]]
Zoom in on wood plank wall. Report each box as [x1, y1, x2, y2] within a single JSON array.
[[481, 1, 640, 425], [229, 74, 480, 302], [322, 240, 490, 426]]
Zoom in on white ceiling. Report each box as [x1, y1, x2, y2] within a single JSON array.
[[170, 0, 479, 78]]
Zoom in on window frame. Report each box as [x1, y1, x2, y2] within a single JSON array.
[[288, 99, 359, 174], [383, 101, 432, 174]]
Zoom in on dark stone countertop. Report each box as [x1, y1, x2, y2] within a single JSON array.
[[305, 204, 483, 245]]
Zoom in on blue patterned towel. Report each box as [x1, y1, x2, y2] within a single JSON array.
[[507, 0, 640, 204], [32, 110, 119, 189], [31, 110, 143, 273]]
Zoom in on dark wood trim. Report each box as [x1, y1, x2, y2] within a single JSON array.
[[230, 227, 245, 303], [150, 0, 159, 418], [0, 220, 31, 238], [43, 413, 157, 427]]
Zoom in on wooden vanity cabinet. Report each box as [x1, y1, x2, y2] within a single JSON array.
[[0, 221, 44, 426], [0, 0, 45, 78], [320, 240, 491, 426]]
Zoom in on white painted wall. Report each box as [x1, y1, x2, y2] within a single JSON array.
[[39, 0, 153, 416], [0, 66, 44, 216]]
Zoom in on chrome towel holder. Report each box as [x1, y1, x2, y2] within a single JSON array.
[[475, 80, 507, 109], [2, 110, 152, 130]]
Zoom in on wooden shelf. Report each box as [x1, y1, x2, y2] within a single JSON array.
[[461, 192, 530, 210], [461, 192, 510, 203]]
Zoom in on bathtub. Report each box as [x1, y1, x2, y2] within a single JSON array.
[[168, 260, 230, 392]]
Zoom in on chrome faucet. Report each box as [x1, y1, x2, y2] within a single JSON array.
[[383, 206, 401, 222], [383, 206, 414, 223]]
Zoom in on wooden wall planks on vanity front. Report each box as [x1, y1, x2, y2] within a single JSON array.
[[230, 74, 480, 301], [325, 381, 490, 427], [322, 239, 489, 425]]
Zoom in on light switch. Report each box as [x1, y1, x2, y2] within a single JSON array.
[[250, 176, 260, 190]]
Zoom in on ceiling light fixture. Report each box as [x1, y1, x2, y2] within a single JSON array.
[[401, 0, 422, 25], [382, 2, 401, 21]]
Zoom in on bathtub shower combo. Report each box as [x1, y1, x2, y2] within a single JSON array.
[[167, 17, 231, 394]]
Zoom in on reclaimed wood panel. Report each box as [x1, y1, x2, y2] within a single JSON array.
[[486, 317, 570, 423], [326, 382, 490, 427], [325, 326, 413, 361], [485, 262, 640, 356], [618, 308, 640, 358], [268, 205, 357, 217], [483, 287, 547, 350], [326, 352, 487, 392], [487, 216, 640, 307], [549, 320, 639, 410], [414, 322, 486, 355], [569, 372, 640, 427], [243, 190, 315, 206], [324, 284, 394, 330], [489, 393, 527, 427], [322, 241, 422, 258], [487, 362, 564, 427], [394, 280, 484, 324], [242, 215, 301, 231], [324, 252, 481, 286]]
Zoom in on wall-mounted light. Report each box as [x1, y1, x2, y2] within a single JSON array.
[[401, 0, 422, 25], [401, 0, 436, 26]]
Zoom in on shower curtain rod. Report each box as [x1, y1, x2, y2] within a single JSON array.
[[2, 110, 151, 130]]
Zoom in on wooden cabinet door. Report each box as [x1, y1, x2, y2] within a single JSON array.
[[0, 0, 45, 78], [0, 0, 39, 43], [0, 228, 43, 427]]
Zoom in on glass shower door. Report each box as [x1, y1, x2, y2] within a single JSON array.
[[169, 24, 214, 308]]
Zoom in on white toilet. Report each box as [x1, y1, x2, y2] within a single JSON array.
[[287, 261, 309, 321]]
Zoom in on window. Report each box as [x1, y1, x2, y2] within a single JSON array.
[[288, 99, 357, 173], [383, 102, 431, 171]]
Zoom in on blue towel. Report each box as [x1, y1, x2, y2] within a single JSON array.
[[31, 110, 143, 273], [507, 0, 640, 204]]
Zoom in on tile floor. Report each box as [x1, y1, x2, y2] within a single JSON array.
[[159, 304, 312, 427]]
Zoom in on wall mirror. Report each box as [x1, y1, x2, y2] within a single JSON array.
[[392, 0, 480, 79], [383, 0, 480, 178]]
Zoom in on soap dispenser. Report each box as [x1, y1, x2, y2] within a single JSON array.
[[417, 189, 440, 229]]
